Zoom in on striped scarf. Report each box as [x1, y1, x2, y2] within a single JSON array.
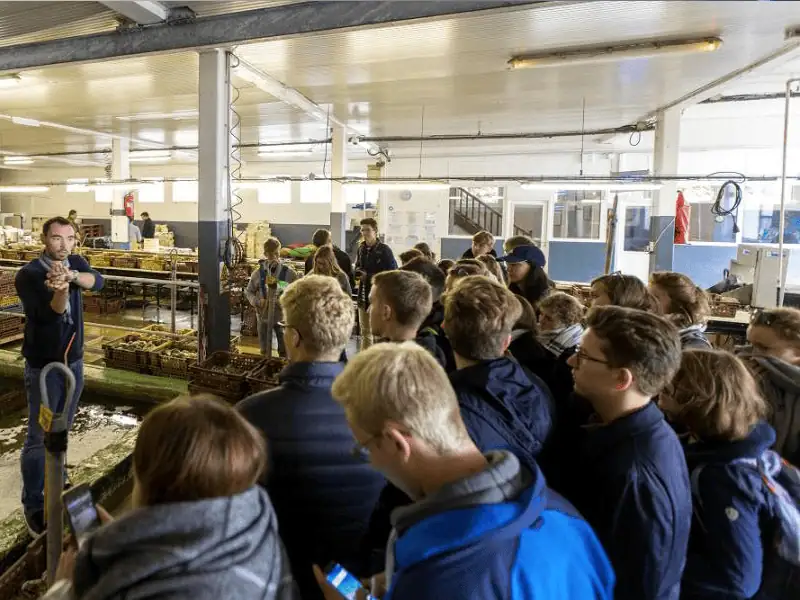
[[538, 323, 583, 357]]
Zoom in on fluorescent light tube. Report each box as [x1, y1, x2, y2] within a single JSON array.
[[0, 74, 21, 89], [509, 37, 722, 70], [3, 156, 33, 165], [344, 181, 450, 191], [521, 182, 662, 191], [11, 116, 41, 127], [0, 186, 49, 192]]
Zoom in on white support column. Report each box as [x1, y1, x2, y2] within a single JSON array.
[[330, 123, 348, 248], [649, 107, 681, 273], [110, 137, 130, 245], [198, 48, 231, 354]]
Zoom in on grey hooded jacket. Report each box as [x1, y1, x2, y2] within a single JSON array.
[[43, 486, 298, 600], [750, 354, 800, 465]]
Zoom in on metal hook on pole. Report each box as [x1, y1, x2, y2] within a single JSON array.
[[778, 78, 800, 307], [39, 361, 77, 586]]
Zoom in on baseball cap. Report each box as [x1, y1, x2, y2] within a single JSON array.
[[497, 244, 546, 268]]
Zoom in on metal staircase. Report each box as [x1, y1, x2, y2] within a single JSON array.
[[449, 187, 532, 238]]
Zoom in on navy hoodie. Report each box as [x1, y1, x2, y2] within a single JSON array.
[[681, 422, 777, 600], [449, 357, 555, 469], [571, 402, 692, 600], [237, 362, 385, 599], [15, 255, 104, 368]]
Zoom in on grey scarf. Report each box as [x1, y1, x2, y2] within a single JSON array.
[[38, 252, 73, 326]]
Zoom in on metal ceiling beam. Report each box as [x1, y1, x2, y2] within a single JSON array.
[[99, 1, 169, 25], [0, 0, 543, 72]]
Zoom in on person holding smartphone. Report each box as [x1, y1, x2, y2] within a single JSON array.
[[42, 395, 299, 600]]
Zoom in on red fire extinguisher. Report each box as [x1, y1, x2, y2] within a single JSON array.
[[675, 190, 690, 244], [124, 191, 135, 220]]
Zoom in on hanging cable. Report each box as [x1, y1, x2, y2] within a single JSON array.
[[710, 173, 743, 234], [224, 53, 245, 270]]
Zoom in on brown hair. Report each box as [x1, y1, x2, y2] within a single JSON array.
[[437, 259, 455, 276], [264, 237, 281, 257], [668, 349, 768, 440], [360, 217, 378, 230], [402, 256, 446, 302], [444, 275, 522, 360], [472, 230, 494, 248], [504, 234, 534, 253], [477, 254, 504, 283], [445, 259, 490, 291], [373, 270, 433, 328], [591, 273, 660, 312], [399, 248, 424, 265], [133, 395, 265, 506], [312, 245, 343, 277], [539, 292, 585, 329], [750, 307, 800, 344], [514, 294, 538, 333], [311, 228, 331, 247], [586, 305, 681, 397], [650, 271, 710, 328], [414, 242, 435, 261]]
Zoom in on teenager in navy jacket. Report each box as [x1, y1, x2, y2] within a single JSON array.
[[319, 342, 615, 600], [660, 349, 784, 600], [443, 276, 555, 468], [565, 306, 691, 600], [238, 276, 384, 600]]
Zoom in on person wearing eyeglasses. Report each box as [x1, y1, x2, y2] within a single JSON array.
[[318, 342, 614, 600], [562, 306, 691, 600], [743, 307, 800, 466], [237, 276, 384, 600]]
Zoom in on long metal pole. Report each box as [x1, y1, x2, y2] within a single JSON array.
[[778, 78, 800, 307], [0, 265, 199, 288]]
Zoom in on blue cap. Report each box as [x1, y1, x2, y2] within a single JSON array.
[[498, 244, 546, 268]]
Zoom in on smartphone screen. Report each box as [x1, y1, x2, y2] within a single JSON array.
[[325, 563, 374, 600], [62, 484, 101, 542]]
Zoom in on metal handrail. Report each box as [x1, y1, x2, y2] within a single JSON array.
[[0, 265, 200, 289]]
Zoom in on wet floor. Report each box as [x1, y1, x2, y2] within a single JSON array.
[[0, 389, 142, 522]]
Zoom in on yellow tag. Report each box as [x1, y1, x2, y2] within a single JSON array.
[[266, 276, 277, 286], [39, 405, 53, 432]]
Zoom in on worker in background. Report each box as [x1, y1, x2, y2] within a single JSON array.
[[303, 228, 354, 292], [15, 216, 104, 536], [355, 217, 397, 351], [126, 215, 143, 250], [140, 212, 155, 240], [461, 230, 496, 259], [245, 237, 298, 357], [67, 209, 82, 244]]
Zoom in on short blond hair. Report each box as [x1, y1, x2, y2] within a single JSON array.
[[443, 275, 522, 360], [332, 342, 470, 454], [280, 275, 354, 354], [669, 349, 768, 440]]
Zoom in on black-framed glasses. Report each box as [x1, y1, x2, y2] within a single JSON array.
[[573, 345, 609, 368]]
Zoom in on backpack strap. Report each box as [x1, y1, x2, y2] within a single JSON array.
[[420, 327, 438, 337], [258, 263, 267, 298]]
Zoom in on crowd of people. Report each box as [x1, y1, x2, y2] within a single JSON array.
[[30, 220, 800, 599]]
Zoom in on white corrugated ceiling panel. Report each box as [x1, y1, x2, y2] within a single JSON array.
[[0, 1, 118, 48]]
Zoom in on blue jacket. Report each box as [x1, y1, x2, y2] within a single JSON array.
[[16, 255, 104, 368], [681, 421, 776, 600], [355, 240, 397, 307], [449, 357, 555, 469], [237, 362, 385, 600], [386, 451, 615, 600], [572, 402, 692, 600]]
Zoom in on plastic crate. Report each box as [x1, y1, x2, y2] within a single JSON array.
[[20, 250, 40, 261], [111, 256, 140, 269], [153, 342, 197, 379], [711, 301, 739, 318], [0, 315, 24, 339], [103, 334, 170, 367], [0, 294, 19, 309], [189, 351, 264, 399], [140, 258, 167, 272], [188, 383, 243, 403], [105, 357, 151, 375], [241, 306, 258, 337], [247, 358, 288, 394], [0, 249, 20, 260], [0, 272, 15, 297]]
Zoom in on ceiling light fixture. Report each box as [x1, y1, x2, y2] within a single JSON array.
[[508, 37, 722, 69], [258, 145, 315, 157], [521, 182, 662, 191], [0, 186, 49, 193], [11, 116, 41, 127], [129, 150, 172, 163], [117, 110, 199, 122], [343, 181, 450, 191], [0, 74, 21, 89], [3, 156, 34, 165], [233, 57, 382, 156]]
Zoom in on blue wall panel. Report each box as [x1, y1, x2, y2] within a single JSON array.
[[673, 244, 737, 289], [548, 241, 606, 283]]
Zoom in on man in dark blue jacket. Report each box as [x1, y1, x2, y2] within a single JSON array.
[[16, 216, 104, 535], [237, 275, 385, 600], [564, 306, 691, 600], [443, 275, 555, 469], [355, 217, 396, 350], [318, 342, 615, 600]]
